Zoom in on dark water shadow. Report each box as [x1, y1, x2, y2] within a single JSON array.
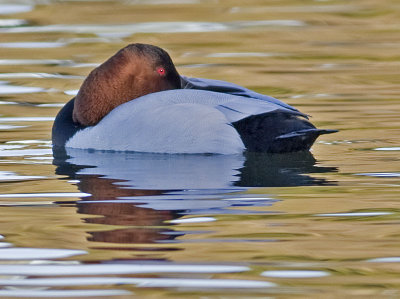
[[53, 148, 337, 247], [238, 151, 337, 187]]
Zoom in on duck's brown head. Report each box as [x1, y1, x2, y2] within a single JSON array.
[[72, 43, 182, 126]]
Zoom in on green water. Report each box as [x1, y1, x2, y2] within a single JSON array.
[[0, 0, 399, 298]]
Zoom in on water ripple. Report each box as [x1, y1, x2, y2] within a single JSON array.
[[0, 289, 130, 297], [0, 263, 250, 275], [0, 170, 46, 181], [64, 89, 79, 96], [207, 52, 284, 58], [0, 192, 90, 198], [6, 140, 51, 145], [355, 173, 400, 178], [0, 277, 275, 288], [0, 145, 26, 150], [131, 0, 200, 4], [0, 42, 67, 48], [314, 212, 392, 217], [374, 147, 400, 151], [0, 19, 27, 27], [368, 257, 400, 263], [0, 73, 82, 79], [0, 248, 87, 260], [0, 59, 74, 66], [0, 149, 52, 157], [0, 4, 34, 15], [261, 270, 330, 278], [170, 217, 216, 224], [0, 81, 45, 94], [36, 103, 65, 108], [0, 117, 55, 122], [0, 20, 306, 36], [0, 124, 26, 130]]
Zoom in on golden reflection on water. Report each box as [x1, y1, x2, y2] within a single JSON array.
[[0, 0, 399, 297]]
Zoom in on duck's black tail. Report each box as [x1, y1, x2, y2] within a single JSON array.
[[232, 112, 337, 153]]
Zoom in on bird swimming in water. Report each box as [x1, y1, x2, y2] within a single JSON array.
[[52, 43, 336, 154]]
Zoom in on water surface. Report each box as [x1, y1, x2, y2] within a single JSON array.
[[0, 0, 399, 297]]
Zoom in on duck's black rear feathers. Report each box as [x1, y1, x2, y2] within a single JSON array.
[[233, 112, 337, 153]]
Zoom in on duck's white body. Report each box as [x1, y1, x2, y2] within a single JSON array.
[[66, 88, 298, 154]]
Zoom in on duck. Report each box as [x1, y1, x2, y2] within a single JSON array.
[[52, 43, 336, 154]]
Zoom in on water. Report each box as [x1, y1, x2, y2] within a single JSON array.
[[0, 0, 399, 297]]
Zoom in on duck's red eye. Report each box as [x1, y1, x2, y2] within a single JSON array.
[[157, 67, 166, 76]]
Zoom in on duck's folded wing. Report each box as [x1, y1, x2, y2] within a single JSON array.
[[181, 75, 303, 115], [149, 89, 304, 123], [215, 97, 304, 123]]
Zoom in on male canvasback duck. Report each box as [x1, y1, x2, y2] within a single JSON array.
[[52, 43, 336, 154]]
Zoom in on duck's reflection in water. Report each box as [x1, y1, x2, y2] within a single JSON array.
[[79, 201, 182, 246], [53, 148, 337, 247]]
